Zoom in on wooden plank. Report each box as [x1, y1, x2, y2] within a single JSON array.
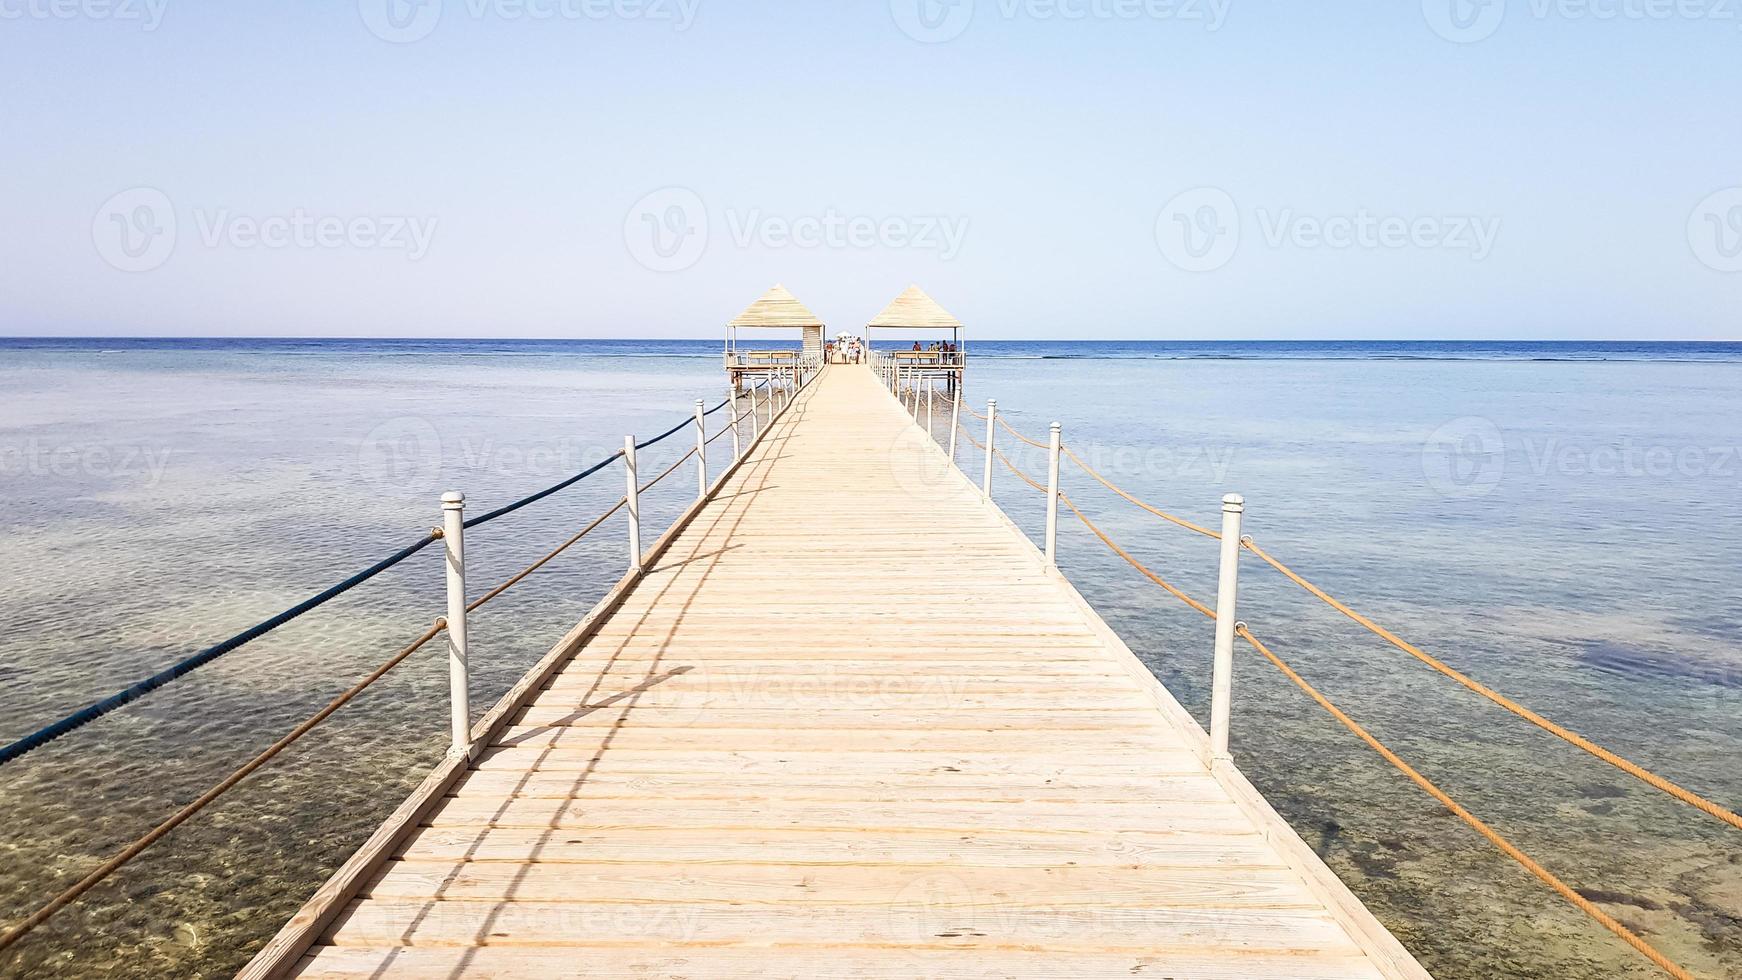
[[360, 860, 1321, 907], [295, 946, 1389, 980], [446, 772, 1234, 805], [421, 798, 1254, 834], [324, 899, 1361, 953], [394, 826, 1284, 869], [251, 365, 1429, 980]]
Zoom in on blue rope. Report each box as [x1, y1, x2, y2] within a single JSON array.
[[0, 390, 748, 770], [463, 452, 625, 529], [0, 532, 442, 769]]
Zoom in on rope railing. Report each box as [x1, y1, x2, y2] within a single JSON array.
[[0, 389, 758, 772], [1240, 539, 1742, 834], [0, 531, 442, 769], [995, 413, 1050, 450], [1235, 626, 1695, 980], [937, 391, 1711, 980], [0, 357, 825, 957], [1061, 445, 1219, 539], [1053, 430, 1742, 836], [0, 460, 652, 955], [1051, 472, 1696, 980]]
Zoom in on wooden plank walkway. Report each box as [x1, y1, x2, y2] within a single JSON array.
[[268, 365, 1430, 979]]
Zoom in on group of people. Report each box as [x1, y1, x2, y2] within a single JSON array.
[[826, 336, 864, 364], [912, 341, 958, 358], [822, 338, 959, 363]]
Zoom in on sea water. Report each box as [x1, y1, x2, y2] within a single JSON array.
[[0, 339, 1737, 978]]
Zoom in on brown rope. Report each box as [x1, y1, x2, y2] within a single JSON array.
[[995, 414, 1050, 450], [1055, 441, 1737, 834], [1058, 493, 1215, 618], [1060, 445, 1219, 539], [1055, 493, 1695, 979], [0, 480, 649, 955], [957, 421, 984, 451], [1241, 539, 1742, 834], [1236, 625, 1694, 980], [0, 621, 445, 955], [993, 448, 1049, 494]]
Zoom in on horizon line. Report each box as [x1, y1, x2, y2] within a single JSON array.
[[3, 336, 1739, 345]]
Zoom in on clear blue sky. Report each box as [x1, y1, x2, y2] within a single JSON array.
[[2, 1, 1738, 339]]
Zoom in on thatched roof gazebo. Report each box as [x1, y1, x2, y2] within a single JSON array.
[[725, 284, 824, 383], [865, 286, 965, 376]]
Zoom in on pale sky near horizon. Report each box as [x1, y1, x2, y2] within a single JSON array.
[[1, 1, 1739, 340]]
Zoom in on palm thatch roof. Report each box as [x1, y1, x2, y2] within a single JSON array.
[[866, 286, 962, 330], [728, 284, 824, 329]]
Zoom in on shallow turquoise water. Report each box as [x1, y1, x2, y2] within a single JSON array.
[[0, 342, 1737, 978]]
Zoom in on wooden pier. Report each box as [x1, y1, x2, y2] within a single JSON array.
[[253, 365, 1429, 979]]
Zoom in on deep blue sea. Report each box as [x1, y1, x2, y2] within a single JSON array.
[[0, 338, 1737, 979]]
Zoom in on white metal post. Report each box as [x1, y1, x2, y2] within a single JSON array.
[[693, 399, 707, 500], [1044, 422, 1062, 566], [925, 379, 933, 438], [624, 435, 642, 574], [981, 399, 997, 499], [948, 386, 961, 458], [1209, 493, 1245, 761], [441, 492, 474, 759], [726, 383, 741, 463]]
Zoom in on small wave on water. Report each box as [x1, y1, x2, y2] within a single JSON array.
[[1575, 640, 1742, 690]]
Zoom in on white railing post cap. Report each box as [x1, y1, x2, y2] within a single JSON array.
[[442, 491, 465, 508], [1222, 493, 1244, 512]]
